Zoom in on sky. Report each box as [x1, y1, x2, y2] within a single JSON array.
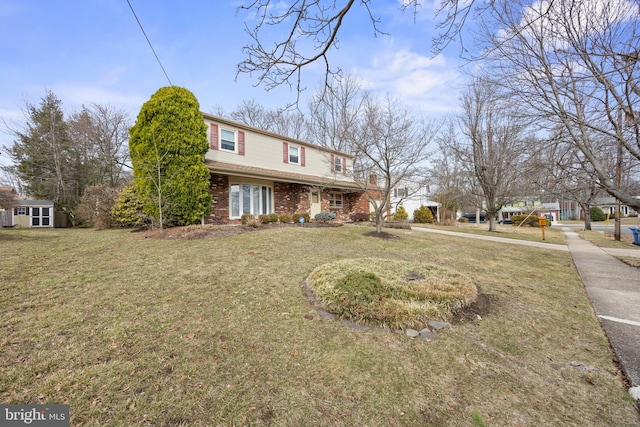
[[0, 0, 469, 168]]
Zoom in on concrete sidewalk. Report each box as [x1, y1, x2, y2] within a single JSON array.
[[410, 225, 640, 398], [562, 227, 640, 398]]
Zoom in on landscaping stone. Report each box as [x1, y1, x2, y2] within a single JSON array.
[[406, 329, 420, 338], [428, 321, 450, 331], [629, 386, 640, 401], [419, 328, 437, 340]]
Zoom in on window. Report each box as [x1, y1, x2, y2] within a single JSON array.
[[283, 142, 305, 166], [331, 154, 345, 174], [230, 183, 273, 219], [289, 146, 299, 164], [221, 128, 236, 151], [393, 187, 408, 198], [329, 192, 343, 208], [334, 156, 342, 173], [16, 207, 27, 215]]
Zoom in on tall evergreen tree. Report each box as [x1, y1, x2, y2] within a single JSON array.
[[129, 86, 211, 229], [8, 91, 76, 206]]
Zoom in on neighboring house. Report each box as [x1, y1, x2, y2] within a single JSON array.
[[389, 180, 440, 222], [203, 114, 377, 223], [1, 200, 55, 228], [594, 196, 635, 218], [497, 201, 561, 223]]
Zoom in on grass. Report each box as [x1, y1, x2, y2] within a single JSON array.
[[578, 229, 640, 249], [1, 226, 639, 426], [307, 258, 477, 329], [412, 222, 566, 245]]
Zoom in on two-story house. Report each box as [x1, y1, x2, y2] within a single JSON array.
[[203, 114, 374, 223], [389, 180, 440, 222]]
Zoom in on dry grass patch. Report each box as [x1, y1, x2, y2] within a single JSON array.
[[578, 229, 640, 249], [307, 258, 477, 329]]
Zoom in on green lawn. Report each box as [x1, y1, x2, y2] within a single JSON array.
[[1, 226, 638, 426]]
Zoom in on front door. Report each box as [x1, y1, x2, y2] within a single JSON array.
[[310, 190, 321, 218]]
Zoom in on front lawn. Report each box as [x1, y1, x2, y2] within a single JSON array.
[[1, 226, 637, 426]]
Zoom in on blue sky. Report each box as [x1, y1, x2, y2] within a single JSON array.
[[0, 1, 468, 167]]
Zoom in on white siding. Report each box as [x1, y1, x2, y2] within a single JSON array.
[[204, 118, 353, 182]]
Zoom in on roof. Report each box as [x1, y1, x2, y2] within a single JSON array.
[[202, 113, 354, 160], [206, 160, 367, 191], [537, 202, 560, 211], [15, 200, 54, 206]]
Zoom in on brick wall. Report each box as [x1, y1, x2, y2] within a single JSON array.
[[206, 172, 379, 223], [274, 182, 309, 215], [208, 173, 229, 223]]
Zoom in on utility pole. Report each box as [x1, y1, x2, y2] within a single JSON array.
[[615, 109, 622, 241]]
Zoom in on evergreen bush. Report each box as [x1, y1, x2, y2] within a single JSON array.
[[314, 211, 336, 222], [589, 206, 607, 221], [259, 213, 279, 223], [278, 214, 291, 224], [112, 182, 148, 228], [292, 213, 310, 223], [393, 205, 408, 222], [511, 214, 539, 227], [413, 205, 434, 223]]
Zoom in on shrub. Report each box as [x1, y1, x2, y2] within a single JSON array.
[[292, 213, 310, 223], [350, 213, 370, 222], [279, 214, 291, 224], [589, 206, 607, 222], [458, 216, 469, 223], [393, 205, 408, 222], [259, 213, 279, 224], [314, 211, 336, 222], [241, 214, 261, 227], [129, 86, 211, 227], [111, 182, 149, 228], [511, 214, 539, 227], [413, 205, 434, 223], [76, 185, 119, 229]]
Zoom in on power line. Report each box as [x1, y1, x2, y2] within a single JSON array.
[[126, 0, 173, 86]]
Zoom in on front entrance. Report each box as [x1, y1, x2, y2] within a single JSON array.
[[310, 190, 321, 218]]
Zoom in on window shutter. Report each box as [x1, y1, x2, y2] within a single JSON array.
[[238, 131, 245, 156], [342, 158, 346, 174], [330, 154, 335, 172], [210, 123, 219, 150], [300, 147, 305, 166], [14, 207, 17, 215], [283, 142, 289, 163]]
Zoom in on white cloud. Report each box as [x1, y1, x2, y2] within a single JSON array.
[[354, 49, 462, 115]]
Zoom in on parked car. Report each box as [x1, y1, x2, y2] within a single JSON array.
[[460, 213, 486, 223], [499, 218, 513, 224]]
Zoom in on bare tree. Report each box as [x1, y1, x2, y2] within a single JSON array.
[[229, 99, 272, 129], [87, 104, 131, 188], [454, 78, 530, 231], [353, 94, 439, 233], [529, 131, 603, 230], [230, 99, 310, 140], [430, 120, 467, 223], [0, 185, 16, 210], [477, 0, 640, 210], [307, 74, 364, 153]]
